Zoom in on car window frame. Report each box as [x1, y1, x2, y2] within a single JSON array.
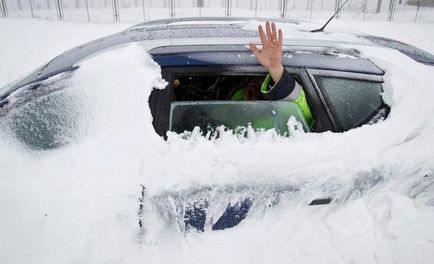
[[149, 65, 334, 137]]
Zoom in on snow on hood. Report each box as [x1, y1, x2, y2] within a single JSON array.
[[1, 41, 434, 264]]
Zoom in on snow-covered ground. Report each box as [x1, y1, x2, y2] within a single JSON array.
[[1, 18, 434, 264]]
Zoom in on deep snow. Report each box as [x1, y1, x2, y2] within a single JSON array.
[[0, 18, 434, 264]]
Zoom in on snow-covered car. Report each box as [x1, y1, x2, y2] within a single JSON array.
[[1, 18, 434, 232], [2, 18, 434, 149]]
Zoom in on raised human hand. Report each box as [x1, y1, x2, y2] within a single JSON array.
[[249, 21, 284, 83]]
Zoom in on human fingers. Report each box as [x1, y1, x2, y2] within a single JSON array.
[[258, 25, 267, 47], [249, 43, 260, 56], [278, 29, 283, 46], [266, 21, 272, 43], [271, 22, 277, 42]]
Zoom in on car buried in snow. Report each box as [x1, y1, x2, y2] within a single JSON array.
[[1, 17, 434, 232]]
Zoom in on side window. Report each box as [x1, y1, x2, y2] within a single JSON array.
[[170, 101, 310, 134], [314, 76, 383, 131], [172, 75, 265, 101], [167, 73, 310, 134]]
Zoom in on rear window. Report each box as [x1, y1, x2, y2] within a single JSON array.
[[314, 76, 383, 130]]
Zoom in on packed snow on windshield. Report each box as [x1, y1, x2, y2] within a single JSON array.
[[0, 19, 434, 264]]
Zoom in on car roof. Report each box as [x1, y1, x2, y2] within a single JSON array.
[[125, 17, 310, 31], [1, 17, 433, 101]]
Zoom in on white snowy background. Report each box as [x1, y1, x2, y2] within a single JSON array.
[[1, 12, 434, 264], [3, 0, 434, 23]]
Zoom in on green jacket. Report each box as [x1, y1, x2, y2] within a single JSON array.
[[231, 70, 314, 128]]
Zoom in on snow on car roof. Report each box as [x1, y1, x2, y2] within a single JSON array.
[[127, 17, 365, 45], [125, 17, 309, 31], [2, 17, 431, 101], [0, 19, 377, 97]]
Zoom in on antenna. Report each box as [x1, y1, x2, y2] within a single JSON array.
[[310, 0, 350, 33]]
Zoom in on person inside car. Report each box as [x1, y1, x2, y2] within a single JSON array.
[[232, 21, 314, 128]]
